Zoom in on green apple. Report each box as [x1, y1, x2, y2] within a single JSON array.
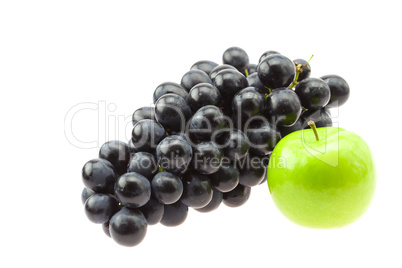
[[267, 123, 376, 229]]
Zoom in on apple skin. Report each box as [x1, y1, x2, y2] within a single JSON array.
[[267, 127, 376, 229]]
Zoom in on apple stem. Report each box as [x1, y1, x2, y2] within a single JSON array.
[[308, 120, 319, 141]]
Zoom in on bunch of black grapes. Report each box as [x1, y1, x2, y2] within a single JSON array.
[[81, 47, 350, 247]]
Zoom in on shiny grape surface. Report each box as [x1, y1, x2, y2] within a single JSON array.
[[80, 46, 348, 247]]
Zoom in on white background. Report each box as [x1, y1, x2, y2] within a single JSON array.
[[1, 0, 401, 267]]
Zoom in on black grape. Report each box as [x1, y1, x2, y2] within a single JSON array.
[[82, 158, 117, 194], [188, 83, 222, 113], [209, 163, 240, 192], [259, 50, 280, 63], [320, 74, 350, 108], [139, 198, 164, 225], [232, 87, 265, 128], [127, 152, 158, 180], [132, 107, 155, 126], [102, 221, 111, 238], [99, 140, 130, 176], [245, 118, 281, 156], [81, 187, 95, 204], [151, 171, 183, 205], [257, 54, 295, 89], [213, 69, 248, 114], [247, 72, 270, 94], [191, 60, 218, 75], [191, 141, 222, 175], [237, 154, 266, 187], [195, 187, 223, 213], [156, 135, 193, 175], [180, 171, 213, 209], [209, 64, 237, 81], [300, 108, 332, 129], [109, 207, 147, 247], [265, 87, 302, 127], [295, 77, 331, 110], [154, 94, 192, 134], [222, 46, 249, 71], [84, 193, 120, 224], [216, 129, 250, 162], [180, 70, 213, 92], [160, 201, 188, 227], [131, 119, 166, 153], [222, 184, 251, 208], [189, 105, 228, 142], [114, 172, 151, 208], [153, 82, 189, 104]]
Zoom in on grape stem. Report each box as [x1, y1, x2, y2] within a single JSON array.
[[288, 55, 314, 89], [308, 120, 319, 141], [288, 65, 302, 88], [244, 68, 249, 77], [158, 166, 165, 172]]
